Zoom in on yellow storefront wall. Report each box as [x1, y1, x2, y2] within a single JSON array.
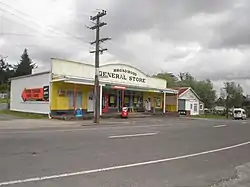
[[51, 82, 178, 112], [143, 92, 163, 109], [142, 92, 178, 112], [166, 94, 178, 112], [51, 82, 93, 111]]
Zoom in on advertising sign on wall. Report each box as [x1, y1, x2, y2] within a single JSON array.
[[21, 86, 49, 102]]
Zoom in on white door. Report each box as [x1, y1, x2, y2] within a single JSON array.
[[190, 102, 194, 115], [87, 92, 94, 112], [188, 101, 198, 115], [193, 103, 198, 115]]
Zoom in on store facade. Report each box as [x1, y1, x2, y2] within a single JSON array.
[[10, 58, 178, 116]]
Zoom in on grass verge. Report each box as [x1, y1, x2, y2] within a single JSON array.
[[0, 109, 48, 119], [0, 98, 7, 103]]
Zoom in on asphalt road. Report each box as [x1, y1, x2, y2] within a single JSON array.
[[0, 118, 250, 187]]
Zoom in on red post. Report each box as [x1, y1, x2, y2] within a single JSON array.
[[122, 90, 125, 107], [73, 84, 76, 114]]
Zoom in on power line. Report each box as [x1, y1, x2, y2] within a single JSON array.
[[0, 2, 89, 46], [0, 15, 90, 43], [0, 31, 89, 42]]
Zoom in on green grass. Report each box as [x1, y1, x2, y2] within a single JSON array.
[[192, 114, 227, 119], [0, 109, 48, 119], [0, 98, 7, 103]]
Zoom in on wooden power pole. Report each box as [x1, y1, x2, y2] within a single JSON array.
[[89, 10, 110, 123], [225, 82, 230, 119]]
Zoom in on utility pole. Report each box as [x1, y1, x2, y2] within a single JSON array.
[[89, 10, 110, 123], [225, 82, 229, 119]]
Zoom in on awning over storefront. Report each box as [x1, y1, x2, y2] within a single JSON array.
[[51, 76, 105, 86], [51, 75, 177, 94], [104, 83, 177, 94]]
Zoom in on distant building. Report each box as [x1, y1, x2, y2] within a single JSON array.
[[0, 93, 7, 99], [246, 95, 250, 100], [214, 106, 226, 112], [174, 87, 204, 116]]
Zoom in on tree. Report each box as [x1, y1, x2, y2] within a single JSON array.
[[177, 72, 196, 89], [0, 57, 14, 91], [0, 58, 8, 85], [177, 72, 216, 108], [223, 82, 244, 118], [154, 71, 217, 108], [194, 79, 216, 108], [14, 48, 36, 77], [154, 72, 178, 87]]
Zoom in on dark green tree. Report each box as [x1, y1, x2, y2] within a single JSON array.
[[177, 72, 196, 89], [222, 82, 244, 118], [154, 72, 178, 87], [14, 48, 36, 77], [0, 57, 14, 91], [194, 79, 216, 108], [177, 72, 216, 108], [155, 71, 216, 108]]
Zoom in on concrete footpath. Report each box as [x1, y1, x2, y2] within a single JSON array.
[[0, 119, 81, 130], [0, 118, 153, 130]]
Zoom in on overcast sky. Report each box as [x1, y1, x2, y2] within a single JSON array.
[[1, 0, 250, 94]]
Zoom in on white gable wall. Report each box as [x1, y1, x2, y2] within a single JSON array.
[[179, 89, 200, 115]]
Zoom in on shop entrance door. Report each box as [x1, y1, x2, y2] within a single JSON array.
[[102, 94, 109, 113], [117, 90, 124, 112], [87, 92, 94, 112]]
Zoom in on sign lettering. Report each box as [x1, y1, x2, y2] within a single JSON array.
[[99, 68, 146, 83], [21, 86, 49, 102]]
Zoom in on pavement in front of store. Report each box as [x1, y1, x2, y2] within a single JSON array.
[[0, 116, 170, 130]]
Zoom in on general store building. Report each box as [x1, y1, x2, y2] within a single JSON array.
[[10, 58, 178, 117]]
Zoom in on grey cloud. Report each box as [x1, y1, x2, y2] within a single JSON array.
[[210, 0, 250, 48], [2, 0, 250, 93], [74, 0, 235, 40]]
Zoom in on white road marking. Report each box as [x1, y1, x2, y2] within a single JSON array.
[[0, 141, 250, 186], [108, 132, 158, 139], [213, 125, 227, 128], [0, 124, 166, 134]]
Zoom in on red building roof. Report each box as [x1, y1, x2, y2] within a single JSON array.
[[173, 87, 190, 96], [173, 87, 201, 100]]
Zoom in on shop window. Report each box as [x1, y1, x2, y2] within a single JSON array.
[[156, 97, 161, 108], [67, 91, 82, 108], [108, 94, 117, 107], [133, 96, 143, 108], [124, 96, 130, 106], [200, 104, 203, 110]]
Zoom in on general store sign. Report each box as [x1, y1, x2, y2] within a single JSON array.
[[99, 68, 146, 83]]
